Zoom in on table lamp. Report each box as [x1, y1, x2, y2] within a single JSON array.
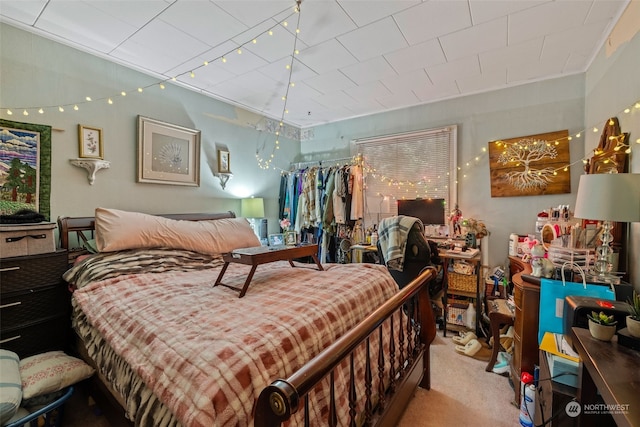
[[241, 197, 266, 244], [573, 173, 640, 284]]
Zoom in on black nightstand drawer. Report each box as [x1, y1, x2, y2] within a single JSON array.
[[1, 284, 70, 330], [0, 315, 70, 358], [0, 251, 68, 293]]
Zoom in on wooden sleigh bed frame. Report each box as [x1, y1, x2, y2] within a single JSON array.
[[58, 211, 437, 427]]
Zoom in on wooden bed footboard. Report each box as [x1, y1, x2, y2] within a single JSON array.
[[254, 266, 437, 427]]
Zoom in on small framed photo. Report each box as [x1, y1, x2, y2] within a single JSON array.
[[284, 231, 297, 246], [218, 149, 231, 173], [137, 116, 201, 186], [78, 124, 103, 159], [268, 233, 284, 246]]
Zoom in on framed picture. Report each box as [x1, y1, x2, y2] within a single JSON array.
[[137, 116, 201, 186], [284, 231, 297, 246], [78, 124, 104, 159], [268, 233, 284, 246], [218, 149, 230, 173], [0, 119, 52, 220]]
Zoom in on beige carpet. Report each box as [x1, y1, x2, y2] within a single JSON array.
[[398, 331, 520, 427]]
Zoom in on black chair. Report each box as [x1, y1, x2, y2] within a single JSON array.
[[377, 219, 443, 335]]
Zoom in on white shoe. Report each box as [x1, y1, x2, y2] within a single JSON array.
[[492, 352, 511, 374]]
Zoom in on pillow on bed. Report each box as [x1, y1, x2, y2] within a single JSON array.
[[0, 350, 22, 425], [94, 208, 260, 254], [19, 351, 94, 400]]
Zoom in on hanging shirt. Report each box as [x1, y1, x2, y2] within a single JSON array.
[[350, 164, 364, 220], [333, 168, 347, 224]]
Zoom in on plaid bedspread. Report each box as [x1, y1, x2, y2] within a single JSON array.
[[66, 250, 399, 426]]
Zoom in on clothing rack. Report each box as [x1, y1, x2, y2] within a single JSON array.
[[289, 154, 362, 171]]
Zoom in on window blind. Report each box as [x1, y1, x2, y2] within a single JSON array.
[[354, 125, 457, 226]]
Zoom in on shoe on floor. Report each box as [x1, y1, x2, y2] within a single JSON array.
[[452, 331, 477, 345], [492, 351, 512, 374], [455, 339, 482, 356]]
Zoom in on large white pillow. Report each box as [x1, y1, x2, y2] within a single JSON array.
[[0, 350, 21, 425], [94, 208, 260, 254]]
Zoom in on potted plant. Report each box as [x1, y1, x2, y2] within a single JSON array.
[[587, 311, 617, 341], [626, 291, 640, 338]]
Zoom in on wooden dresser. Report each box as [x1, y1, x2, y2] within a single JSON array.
[[0, 250, 70, 358], [508, 256, 539, 406]]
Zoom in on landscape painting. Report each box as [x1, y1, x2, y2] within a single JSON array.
[[0, 119, 52, 220]]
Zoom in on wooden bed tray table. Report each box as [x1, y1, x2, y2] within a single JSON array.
[[214, 244, 323, 297]]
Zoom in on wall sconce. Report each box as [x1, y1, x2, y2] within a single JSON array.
[[216, 172, 233, 190]]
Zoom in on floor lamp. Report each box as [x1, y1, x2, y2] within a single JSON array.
[[241, 197, 266, 245], [573, 173, 640, 284]]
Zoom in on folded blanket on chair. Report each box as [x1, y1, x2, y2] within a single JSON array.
[[378, 216, 422, 271]]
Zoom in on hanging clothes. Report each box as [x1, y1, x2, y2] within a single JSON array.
[[279, 159, 363, 263]]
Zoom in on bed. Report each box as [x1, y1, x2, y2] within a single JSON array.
[[58, 208, 437, 426]]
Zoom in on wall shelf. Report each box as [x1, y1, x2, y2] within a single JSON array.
[[69, 158, 110, 185]]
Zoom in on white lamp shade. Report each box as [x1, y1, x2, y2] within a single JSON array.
[[573, 173, 640, 222], [241, 197, 265, 218]]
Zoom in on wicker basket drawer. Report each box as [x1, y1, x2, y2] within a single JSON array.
[[448, 272, 477, 293], [0, 315, 70, 358], [0, 251, 68, 293], [1, 284, 70, 330]]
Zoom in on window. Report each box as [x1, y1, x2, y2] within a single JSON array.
[[353, 125, 457, 230]]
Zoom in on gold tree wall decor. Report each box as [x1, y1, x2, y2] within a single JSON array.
[[488, 130, 570, 197]]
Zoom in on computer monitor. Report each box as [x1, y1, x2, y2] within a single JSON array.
[[397, 198, 446, 226]]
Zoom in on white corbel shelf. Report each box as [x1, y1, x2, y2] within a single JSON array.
[[69, 158, 111, 185]]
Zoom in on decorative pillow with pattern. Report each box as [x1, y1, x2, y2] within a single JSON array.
[[19, 351, 94, 400]]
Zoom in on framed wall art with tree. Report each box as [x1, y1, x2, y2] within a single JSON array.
[[488, 129, 570, 197]]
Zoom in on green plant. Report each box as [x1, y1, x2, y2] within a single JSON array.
[[587, 311, 617, 326], [627, 291, 640, 321]]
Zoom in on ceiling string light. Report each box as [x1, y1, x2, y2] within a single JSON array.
[[1, 3, 299, 117], [255, 0, 302, 170]]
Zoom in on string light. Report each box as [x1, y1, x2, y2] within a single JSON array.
[[360, 105, 638, 194], [256, 0, 302, 170]]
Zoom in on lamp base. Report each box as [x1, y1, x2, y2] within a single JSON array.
[[585, 271, 621, 285]]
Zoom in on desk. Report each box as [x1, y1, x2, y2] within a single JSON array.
[[350, 244, 378, 263], [571, 327, 640, 427], [440, 250, 482, 337], [214, 244, 322, 297]]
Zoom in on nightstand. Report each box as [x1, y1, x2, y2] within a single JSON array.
[[0, 250, 70, 358]]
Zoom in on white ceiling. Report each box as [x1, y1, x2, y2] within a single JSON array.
[[0, 0, 630, 128]]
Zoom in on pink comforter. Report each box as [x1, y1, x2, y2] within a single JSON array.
[[68, 252, 398, 426]]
